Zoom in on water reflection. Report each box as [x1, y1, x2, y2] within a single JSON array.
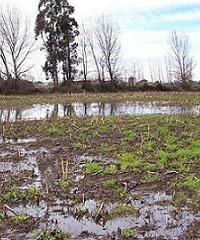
[[1, 145, 199, 239], [12, 192, 200, 239], [0, 102, 200, 122], [0, 147, 43, 188]]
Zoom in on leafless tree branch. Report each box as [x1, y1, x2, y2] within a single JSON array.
[[0, 5, 36, 79], [168, 31, 195, 86]]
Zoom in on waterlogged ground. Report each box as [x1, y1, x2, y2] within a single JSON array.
[[2, 102, 200, 122], [0, 93, 200, 240]]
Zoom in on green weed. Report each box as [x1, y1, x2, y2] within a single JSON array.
[[109, 204, 137, 219], [121, 228, 138, 239], [11, 214, 28, 224], [0, 186, 41, 203], [143, 163, 158, 172], [156, 150, 170, 169], [34, 229, 70, 240], [85, 162, 104, 174], [175, 147, 200, 162], [100, 144, 115, 153], [0, 212, 6, 222], [122, 129, 136, 143], [72, 142, 83, 150], [105, 164, 117, 174], [55, 179, 70, 190], [26, 186, 41, 201], [47, 125, 62, 136], [178, 175, 200, 193], [0, 185, 20, 203], [117, 153, 142, 172], [104, 179, 117, 188], [158, 126, 169, 135], [115, 186, 127, 199]]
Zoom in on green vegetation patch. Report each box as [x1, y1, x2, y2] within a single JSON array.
[[178, 175, 200, 193], [34, 229, 70, 240], [117, 153, 142, 172], [0, 186, 41, 203], [85, 162, 104, 174], [1, 113, 200, 208], [104, 179, 117, 188], [121, 228, 138, 239], [11, 214, 29, 225], [109, 204, 138, 219]]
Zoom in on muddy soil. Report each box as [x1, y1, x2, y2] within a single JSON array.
[[0, 137, 199, 240]]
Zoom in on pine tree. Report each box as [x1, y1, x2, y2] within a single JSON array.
[[35, 0, 79, 87]]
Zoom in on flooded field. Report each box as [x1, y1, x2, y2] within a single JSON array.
[[1, 139, 199, 240], [1, 102, 200, 122], [0, 94, 200, 240]]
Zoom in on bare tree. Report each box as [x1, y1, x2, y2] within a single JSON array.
[[95, 16, 121, 83], [85, 26, 102, 82], [148, 60, 165, 83], [168, 31, 195, 86], [80, 25, 88, 82], [149, 63, 156, 82], [0, 6, 35, 80], [165, 56, 173, 83], [135, 61, 144, 81], [80, 37, 88, 81], [157, 63, 164, 83], [0, 35, 10, 79]]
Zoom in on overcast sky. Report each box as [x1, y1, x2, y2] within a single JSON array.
[[2, 0, 200, 80]]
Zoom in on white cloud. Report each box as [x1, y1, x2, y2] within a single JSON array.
[[121, 31, 168, 59]]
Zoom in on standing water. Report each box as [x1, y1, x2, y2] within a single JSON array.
[[1, 102, 200, 122]]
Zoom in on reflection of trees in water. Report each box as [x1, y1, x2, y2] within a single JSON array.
[[1, 109, 9, 122], [63, 103, 89, 117], [15, 109, 22, 121], [110, 103, 117, 115], [83, 103, 87, 116], [0, 110, 3, 121], [44, 102, 126, 118], [0, 108, 22, 122], [63, 104, 75, 117], [0, 104, 198, 122], [98, 102, 117, 116], [47, 104, 76, 118], [97, 102, 117, 116], [49, 104, 59, 118], [99, 103, 105, 115], [75, 102, 118, 116]]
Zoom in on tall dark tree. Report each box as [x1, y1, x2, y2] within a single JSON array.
[[35, 0, 79, 87]]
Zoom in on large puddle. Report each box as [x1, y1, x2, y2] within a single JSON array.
[[1, 102, 200, 122], [0, 143, 199, 239], [8, 192, 200, 239], [0, 146, 47, 189]]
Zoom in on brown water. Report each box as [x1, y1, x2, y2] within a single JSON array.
[[1, 102, 200, 122]]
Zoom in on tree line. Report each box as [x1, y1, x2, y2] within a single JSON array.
[[0, 0, 196, 92]]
